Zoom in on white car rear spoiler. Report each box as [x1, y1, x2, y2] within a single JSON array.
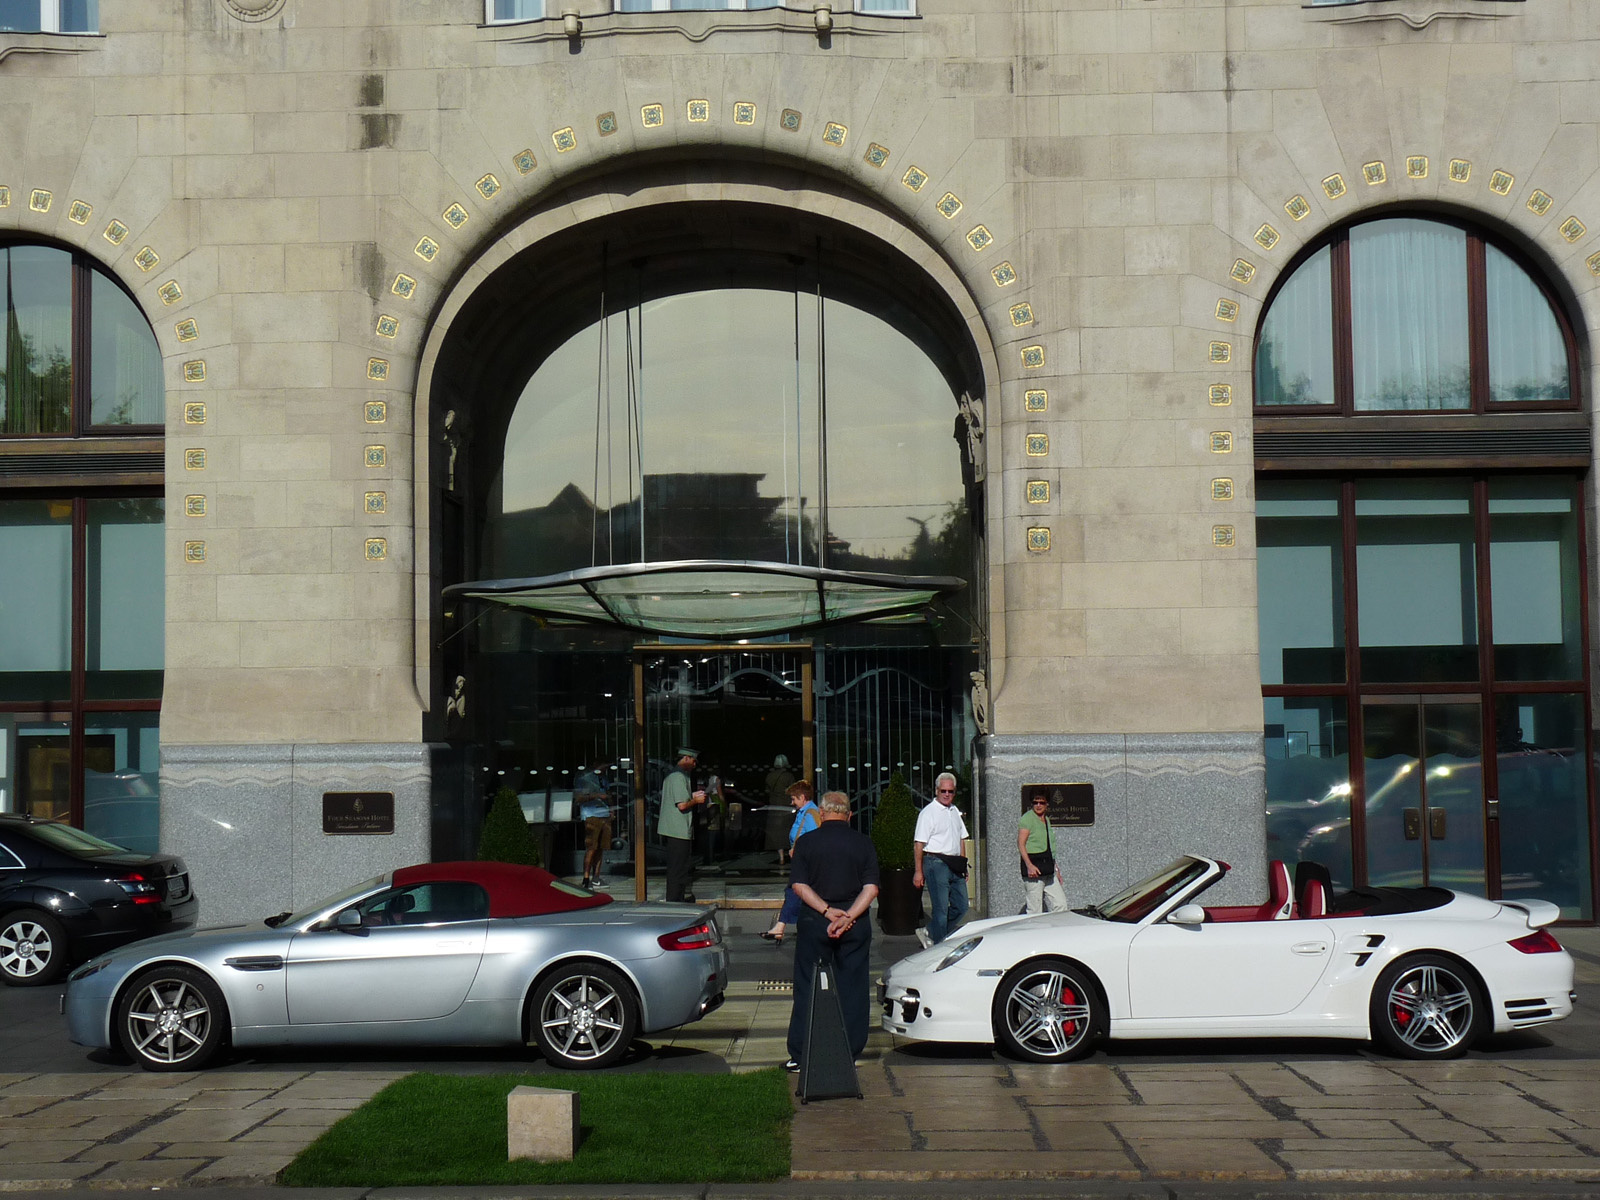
[[1500, 899, 1560, 928]]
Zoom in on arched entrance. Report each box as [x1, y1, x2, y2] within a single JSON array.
[[422, 189, 991, 892]]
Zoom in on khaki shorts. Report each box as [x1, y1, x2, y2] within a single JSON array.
[[584, 817, 612, 854]]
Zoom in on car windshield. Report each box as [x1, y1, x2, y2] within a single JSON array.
[[1089, 856, 1212, 923], [279, 875, 386, 926], [24, 821, 133, 858]]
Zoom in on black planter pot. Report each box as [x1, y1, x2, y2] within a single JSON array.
[[876, 865, 924, 936]]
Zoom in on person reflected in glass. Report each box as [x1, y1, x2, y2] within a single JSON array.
[[912, 772, 970, 945], [1018, 793, 1067, 914], [658, 747, 706, 903], [576, 766, 610, 890], [763, 779, 820, 943]]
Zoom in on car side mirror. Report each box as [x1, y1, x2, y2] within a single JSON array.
[[333, 908, 367, 935], [1167, 904, 1207, 926]]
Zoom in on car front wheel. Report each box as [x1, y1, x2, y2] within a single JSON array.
[[992, 957, 1102, 1063], [1369, 953, 1485, 1060], [530, 962, 639, 1069], [0, 910, 68, 986], [115, 965, 228, 1071]]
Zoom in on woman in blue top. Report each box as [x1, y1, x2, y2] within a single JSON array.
[[761, 779, 820, 943]]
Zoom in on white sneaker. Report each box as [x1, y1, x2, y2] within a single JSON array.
[[915, 928, 933, 949]]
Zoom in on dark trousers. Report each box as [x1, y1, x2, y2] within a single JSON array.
[[664, 835, 693, 901], [787, 906, 872, 1061]]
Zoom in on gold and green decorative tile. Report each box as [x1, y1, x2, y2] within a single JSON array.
[[1023, 389, 1047, 413], [688, 99, 710, 123], [1026, 526, 1051, 553], [1362, 161, 1387, 186], [1009, 301, 1034, 326], [1321, 173, 1346, 200], [596, 112, 618, 136], [365, 445, 387, 469], [902, 165, 928, 192], [1208, 341, 1231, 363], [733, 101, 756, 125], [184, 494, 207, 517], [365, 400, 388, 423], [67, 199, 90, 225], [184, 540, 206, 563], [1021, 345, 1045, 369], [376, 314, 399, 339], [1211, 478, 1234, 501], [1284, 195, 1311, 221], [364, 538, 387, 561], [28, 188, 50, 212], [1025, 432, 1049, 456], [1528, 190, 1554, 217], [184, 448, 206, 471], [1560, 216, 1587, 243], [365, 491, 387, 515], [134, 246, 159, 272], [0, 186, 10, 207], [822, 121, 847, 147], [553, 127, 577, 152], [936, 192, 963, 219], [1406, 156, 1429, 179], [1490, 169, 1515, 196], [514, 148, 538, 174], [1230, 258, 1256, 284], [183, 359, 206, 383], [104, 219, 129, 246], [1211, 525, 1235, 549], [1209, 431, 1233, 454], [1449, 158, 1472, 183], [966, 225, 993, 251], [183, 401, 206, 425], [780, 108, 802, 132], [1209, 384, 1232, 407], [415, 237, 440, 262], [864, 143, 889, 168], [1254, 224, 1279, 251], [392, 273, 417, 299], [443, 202, 469, 229], [158, 280, 183, 305], [367, 358, 389, 381], [476, 173, 501, 200], [1026, 480, 1050, 504], [641, 104, 665, 129], [991, 261, 1017, 287], [1215, 299, 1238, 322], [175, 318, 199, 342], [1587, 251, 1600, 277]]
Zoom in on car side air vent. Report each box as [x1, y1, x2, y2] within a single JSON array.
[[1353, 934, 1385, 967], [1504, 998, 1554, 1022]]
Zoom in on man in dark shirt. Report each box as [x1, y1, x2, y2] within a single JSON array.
[[786, 790, 880, 1070]]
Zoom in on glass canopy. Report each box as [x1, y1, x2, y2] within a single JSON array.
[[444, 560, 964, 639]]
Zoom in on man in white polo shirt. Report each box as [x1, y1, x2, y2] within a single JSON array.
[[912, 771, 969, 945]]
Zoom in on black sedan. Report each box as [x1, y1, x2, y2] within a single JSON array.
[[0, 814, 198, 986]]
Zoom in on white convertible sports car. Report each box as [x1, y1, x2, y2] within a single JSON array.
[[880, 855, 1575, 1061]]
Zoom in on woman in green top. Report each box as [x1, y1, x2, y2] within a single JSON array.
[[1018, 794, 1067, 914]]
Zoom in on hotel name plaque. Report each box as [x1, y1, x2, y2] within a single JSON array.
[[322, 791, 395, 835], [1021, 783, 1094, 826]]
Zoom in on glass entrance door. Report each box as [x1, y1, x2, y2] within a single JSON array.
[[1361, 700, 1487, 893]]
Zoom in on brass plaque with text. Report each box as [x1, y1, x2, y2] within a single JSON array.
[[322, 792, 395, 835], [1021, 783, 1094, 827]]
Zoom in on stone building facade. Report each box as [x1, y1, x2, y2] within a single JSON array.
[[0, 0, 1594, 924]]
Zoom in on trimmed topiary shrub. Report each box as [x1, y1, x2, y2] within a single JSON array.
[[477, 784, 541, 867], [871, 772, 917, 870]]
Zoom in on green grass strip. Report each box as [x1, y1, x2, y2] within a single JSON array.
[[279, 1069, 792, 1186]]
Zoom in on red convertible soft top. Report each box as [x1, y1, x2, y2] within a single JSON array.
[[392, 861, 613, 918]]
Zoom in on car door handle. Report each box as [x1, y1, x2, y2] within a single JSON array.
[[1291, 941, 1329, 956]]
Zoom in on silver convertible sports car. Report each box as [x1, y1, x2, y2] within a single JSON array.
[[65, 861, 727, 1072], [882, 855, 1576, 1062]]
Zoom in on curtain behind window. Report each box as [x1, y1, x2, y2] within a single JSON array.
[[1350, 220, 1470, 411]]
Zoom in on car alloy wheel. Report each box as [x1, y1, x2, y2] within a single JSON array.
[[0, 911, 67, 986], [992, 956, 1101, 1063], [531, 962, 639, 1069], [1370, 953, 1484, 1060], [115, 965, 228, 1071]]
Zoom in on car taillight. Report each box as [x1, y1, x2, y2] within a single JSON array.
[[659, 921, 718, 951], [1509, 929, 1563, 954], [113, 872, 161, 905]]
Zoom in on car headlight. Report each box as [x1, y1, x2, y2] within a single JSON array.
[[935, 936, 982, 971]]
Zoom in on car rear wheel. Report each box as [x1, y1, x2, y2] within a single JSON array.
[[530, 962, 639, 1069], [1369, 953, 1485, 1060], [992, 957, 1102, 1063], [115, 965, 228, 1071], [0, 910, 68, 986]]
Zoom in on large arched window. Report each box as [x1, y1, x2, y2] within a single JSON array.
[[0, 243, 165, 853], [1254, 216, 1593, 920]]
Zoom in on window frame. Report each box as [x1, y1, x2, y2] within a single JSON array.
[[1252, 215, 1581, 418], [0, 0, 98, 34], [483, 0, 916, 22]]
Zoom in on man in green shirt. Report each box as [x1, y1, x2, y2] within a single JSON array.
[[659, 747, 706, 902], [1018, 794, 1067, 914]]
